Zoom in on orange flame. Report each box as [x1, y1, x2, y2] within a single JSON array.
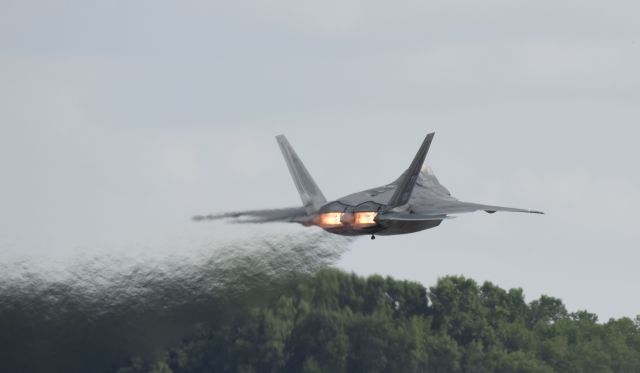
[[318, 212, 344, 228], [354, 212, 377, 227]]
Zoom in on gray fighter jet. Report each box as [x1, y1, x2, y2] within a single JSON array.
[[194, 133, 543, 239]]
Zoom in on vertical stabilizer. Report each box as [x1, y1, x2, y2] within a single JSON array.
[[387, 133, 435, 208], [276, 135, 327, 214]]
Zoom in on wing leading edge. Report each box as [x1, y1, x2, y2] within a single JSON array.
[[418, 201, 544, 216]]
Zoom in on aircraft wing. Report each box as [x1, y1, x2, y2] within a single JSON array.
[[375, 212, 454, 222], [193, 207, 308, 223], [471, 203, 544, 214], [420, 201, 544, 215]]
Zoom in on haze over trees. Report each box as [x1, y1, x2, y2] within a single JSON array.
[[117, 269, 640, 373]]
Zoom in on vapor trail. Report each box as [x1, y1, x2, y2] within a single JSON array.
[[0, 227, 354, 373]]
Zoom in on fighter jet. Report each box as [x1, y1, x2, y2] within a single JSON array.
[[194, 133, 543, 239]]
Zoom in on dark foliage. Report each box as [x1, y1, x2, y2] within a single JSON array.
[[116, 269, 640, 373]]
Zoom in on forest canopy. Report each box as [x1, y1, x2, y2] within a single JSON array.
[[117, 269, 640, 373]]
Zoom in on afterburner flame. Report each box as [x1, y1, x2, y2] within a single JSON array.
[[318, 212, 344, 228], [354, 212, 377, 227]]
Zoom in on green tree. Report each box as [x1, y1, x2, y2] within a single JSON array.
[[429, 276, 489, 346], [114, 269, 640, 373], [529, 295, 568, 325]]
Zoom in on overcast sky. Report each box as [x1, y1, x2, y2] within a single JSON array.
[[1, 0, 639, 320]]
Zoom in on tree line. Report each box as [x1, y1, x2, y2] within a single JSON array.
[[117, 269, 640, 373]]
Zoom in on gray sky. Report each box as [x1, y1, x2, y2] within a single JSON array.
[[1, 0, 639, 320]]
